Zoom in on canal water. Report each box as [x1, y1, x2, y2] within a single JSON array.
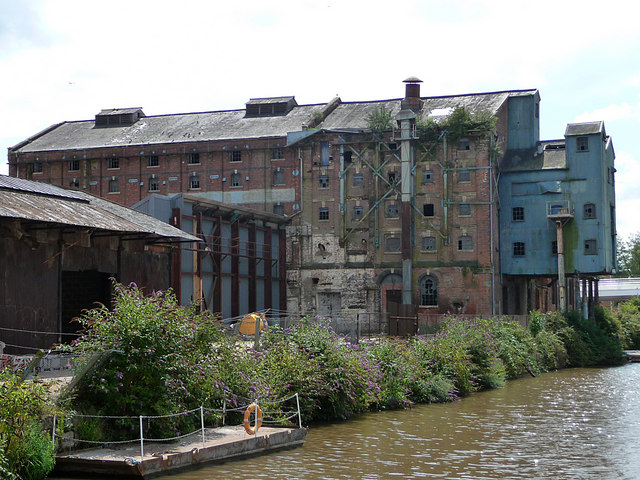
[[55, 364, 640, 479]]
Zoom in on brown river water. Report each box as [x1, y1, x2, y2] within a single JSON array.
[[54, 364, 640, 479]]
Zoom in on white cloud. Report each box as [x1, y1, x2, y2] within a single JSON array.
[[574, 103, 640, 124]]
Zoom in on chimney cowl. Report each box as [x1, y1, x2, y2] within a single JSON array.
[[402, 77, 423, 112]]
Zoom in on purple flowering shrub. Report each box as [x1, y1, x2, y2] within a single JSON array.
[[70, 282, 230, 438]]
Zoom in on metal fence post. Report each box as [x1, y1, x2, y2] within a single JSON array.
[[200, 406, 206, 447], [295, 393, 302, 429], [139, 415, 144, 460], [52, 415, 56, 448]]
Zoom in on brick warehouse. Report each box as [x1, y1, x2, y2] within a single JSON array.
[[8, 78, 616, 326]]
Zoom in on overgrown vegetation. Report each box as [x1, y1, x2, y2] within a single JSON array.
[[0, 371, 58, 480], [365, 105, 394, 136], [5, 282, 639, 476]]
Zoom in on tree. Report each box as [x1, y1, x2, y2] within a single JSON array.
[[616, 233, 640, 277]]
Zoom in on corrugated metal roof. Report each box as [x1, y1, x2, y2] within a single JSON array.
[[11, 89, 537, 154], [565, 121, 603, 136], [97, 107, 144, 116], [0, 175, 199, 241]]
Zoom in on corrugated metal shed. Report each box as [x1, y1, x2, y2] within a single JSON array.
[[11, 89, 537, 154], [0, 175, 199, 242]]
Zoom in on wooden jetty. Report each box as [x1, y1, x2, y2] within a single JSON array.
[[54, 425, 307, 478]]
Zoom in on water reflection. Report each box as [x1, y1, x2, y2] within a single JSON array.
[[54, 364, 640, 479]]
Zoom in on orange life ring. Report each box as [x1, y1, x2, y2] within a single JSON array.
[[243, 403, 263, 435]]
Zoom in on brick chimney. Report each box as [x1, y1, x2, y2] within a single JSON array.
[[401, 77, 423, 112]]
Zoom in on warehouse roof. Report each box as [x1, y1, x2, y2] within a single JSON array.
[[0, 175, 199, 242], [10, 89, 538, 153]]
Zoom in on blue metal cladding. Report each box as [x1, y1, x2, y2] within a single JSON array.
[[499, 123, 616, 276]]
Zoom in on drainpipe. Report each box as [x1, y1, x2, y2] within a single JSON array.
[[489, 136, 496, 314], [555, 220, 567, 311], [442, 135, 449, 241], [340, 145, 346, 240]]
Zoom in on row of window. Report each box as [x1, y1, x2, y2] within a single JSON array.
[[512, 203, 597, 221], [512, 239, 598, 257]]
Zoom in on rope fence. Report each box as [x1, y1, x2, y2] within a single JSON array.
[[53, 393, 302, 461]]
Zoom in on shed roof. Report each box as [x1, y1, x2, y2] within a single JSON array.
[[0, 175, 199, 242], [565, 121, 604, 136], [11, 89, 537, 154]]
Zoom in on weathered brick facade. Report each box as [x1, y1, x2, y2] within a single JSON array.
[[9, 81, 544, 320]]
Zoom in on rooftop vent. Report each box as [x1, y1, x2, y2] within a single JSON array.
[[245, 97, 297, 118], [401, 77, 423, 112], [95, 108, 145, 127]]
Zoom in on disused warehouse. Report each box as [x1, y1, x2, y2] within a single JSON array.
[[7, 78, 617, 329]]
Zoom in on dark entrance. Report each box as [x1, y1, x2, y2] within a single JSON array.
[[386, 290, 417, 336], [61, 271, 112, 343]]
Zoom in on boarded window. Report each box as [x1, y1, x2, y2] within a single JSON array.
[[458, 169, 471, 182], [421, 236, 436, 252], [585, 239, 597, 255], [584, 203, 596, 219], [386, 202, 399, 218], [458, 235, 473, 251], [385, 235, 401, 252], [353, 173, 364, 187], [459, 203, 471, 216], [422, 170, 433, 184], [423, 203, 434, 217], [353, 206, 364, 221]]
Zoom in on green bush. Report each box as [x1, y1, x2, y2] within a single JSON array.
[[0, 371, 56, 480], [607, 298, 640, 349]]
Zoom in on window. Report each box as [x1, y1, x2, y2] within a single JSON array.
[[190, 175, 200, 189], [69, 160, 79, 171], [148, 176, 159, 192], [584, 239, 597, 255], [321, 142, 330, 166], [69, 179, 79, 189], [552, 241, 558, 255], [458, 138, 470, 150], [512, 207, 524, 221], [422, 170, 434, 184], [274, 203, 284, 215], [319, 207, 329, 221], [583, 203, 596, 219], [343, 151, 353, 162], [388, 171, 397, 184], [577, 136, 589, 152], [230, 151, 242, 162], [353, 206, 364, 221], [458, 235, 473, 251], [353, 173, 364, 187], [107, 157, 119, 169], [146, 155, 159, 167], [458, 169, 471, 182], [459, 203, 471, 216], [319, 175, 329, 188], [273, 168, 284, 185], [386, 202, 399, 218], [188, 152, 200, 164], [384, 235, 401, 252], [231, 171, 241, 187], [271, 148, 284, 160], [423, 203, 434, 217], [513, 242, 525, 257], [420, 275, 438, 306], [421, 236, 436, 252], [32, 162, 42, 173], [108, 178, 118, 193]]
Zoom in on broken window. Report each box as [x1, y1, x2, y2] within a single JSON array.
[[319, 207, 329, 220], [188, 152, 200, 164], [458, 235, 473, 251], [585, 239, 597, 255], [552, 241, 558, 255], [231, 172, 241, 187], [148, 176, 159, 192], [190, 174, 200, 189], [271, 148, 284, 160], [388, 171, 397, 184], [458, 138, 470, 150], [319, 174, 329, 188], [353, 206, 364, 221], [421, 236, 436, 252], [577, 136, 589, 152], [423, 203, 434, 217], [422, 169, 434, 184], [420, 275, 438, 306], [386, 202, 399, 218], [583, 203, 596, 219], [273, 203, 284, 215]]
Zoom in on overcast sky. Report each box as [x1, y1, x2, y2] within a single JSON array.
[[1, 0, 639, 239]]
